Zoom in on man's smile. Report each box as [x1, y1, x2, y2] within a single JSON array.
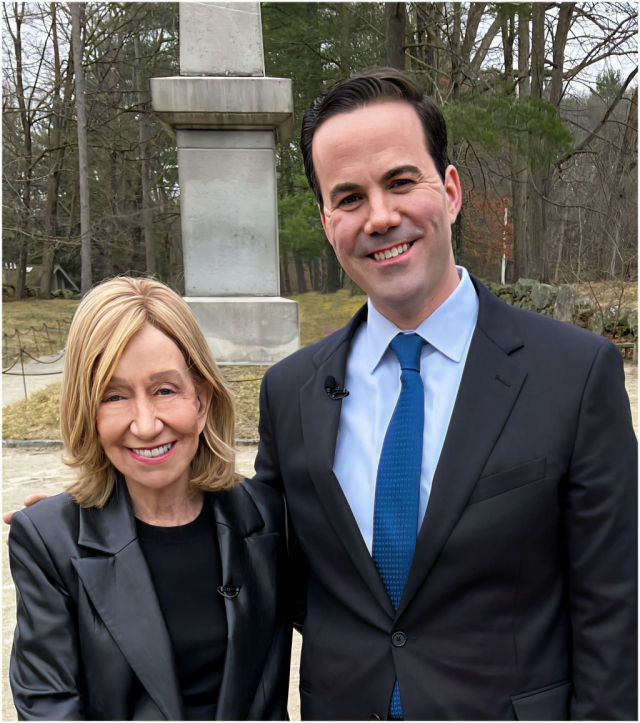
[[369, 241, 415, 262]]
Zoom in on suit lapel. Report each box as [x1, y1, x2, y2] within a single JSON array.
[[396, 279, 527, 618], [213, 485, 276, 721], [300, 305, 395, 621], [72, 480, 184, 720]]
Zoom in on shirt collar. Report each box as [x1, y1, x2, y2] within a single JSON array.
[[365, 266, 479, 374]]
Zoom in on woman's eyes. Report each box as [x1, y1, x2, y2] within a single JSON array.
[[102, 388, 175, 403]]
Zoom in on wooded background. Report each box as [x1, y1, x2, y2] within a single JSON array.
[[3, 2, 637, 299]]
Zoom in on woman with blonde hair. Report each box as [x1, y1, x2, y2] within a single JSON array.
[[8, 276, 290, 721]]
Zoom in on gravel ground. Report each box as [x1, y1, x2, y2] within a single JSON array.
[[2, 361, 636, 720]]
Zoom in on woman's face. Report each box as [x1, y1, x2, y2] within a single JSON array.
[[96, 323, 212, 501]]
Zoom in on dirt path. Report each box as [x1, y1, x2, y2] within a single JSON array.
[[2, 361, 636, 719], [2, 351, 65, 408]]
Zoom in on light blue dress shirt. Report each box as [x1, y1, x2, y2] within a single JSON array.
[[333, 266, 479, 553]]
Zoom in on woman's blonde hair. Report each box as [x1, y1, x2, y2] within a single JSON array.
[[61, 276, 240, 507]]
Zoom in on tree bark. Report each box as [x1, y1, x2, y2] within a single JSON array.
[[385, 3, 406, 70], [322, 246, 342, 293], [41, 3, 74, 298], [134, 34, 155, 275], [294, 253, 308, 294], [512, 7, 530, 279], [10, 4, 33, 299], [71, 2, 92, 294]]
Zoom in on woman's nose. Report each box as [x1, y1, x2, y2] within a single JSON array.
[[129, 400, 164, 439]]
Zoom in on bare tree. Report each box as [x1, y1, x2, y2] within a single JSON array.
[[71, 2, 91, 294]]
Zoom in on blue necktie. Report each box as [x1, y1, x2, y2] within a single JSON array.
[[372, 333, 425, 720]]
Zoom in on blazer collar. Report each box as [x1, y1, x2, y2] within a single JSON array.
[[302, 278, 527, 622], [211, 483, 278, 721], [301, 303, 397, 622], [396, 275, 527, 617], [74, 476, 185, 720], [77, 474, 138, 554], [75, 477, 270, 721]]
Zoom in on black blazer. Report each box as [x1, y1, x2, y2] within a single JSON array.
[[255, 276, 637, 720], [9, 477, 291, 720]]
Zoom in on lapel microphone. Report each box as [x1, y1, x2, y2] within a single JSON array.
[[217, 586, 241, 599], [324, 375, 349, 400]]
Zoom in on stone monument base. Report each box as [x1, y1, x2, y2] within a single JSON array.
[[184, 296, 299, 364]]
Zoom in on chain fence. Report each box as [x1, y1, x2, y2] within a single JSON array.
[[2, 321, 70, 401], [2, 318, 266, 404], [3, 321, 70, 368]]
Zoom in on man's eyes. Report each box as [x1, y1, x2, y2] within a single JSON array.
[[391, 178, 414, 189], [337, 180, 414, 207]]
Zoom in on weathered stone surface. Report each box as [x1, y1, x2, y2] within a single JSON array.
[[514, 278, 535, 300], [185, 297, 299, 363], [573, 296, 601, 332], [553, 285, 577, 323], [531, 282, 557, 310], [177, 131, 280, 296], [150, 76, 294, 143], [179, 2, 264, 77]]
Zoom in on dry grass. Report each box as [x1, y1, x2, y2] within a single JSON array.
[[571, 281, 637, 309], [2, 370, 266, 441], [2, 285, 634, 441], [290, 289, 366, 346], [2, 299, 78, 366], [2, 383, 62, 439], [223, 366, 268, 440]]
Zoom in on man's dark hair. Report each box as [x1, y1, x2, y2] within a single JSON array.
[[301, 67, 451, 206]]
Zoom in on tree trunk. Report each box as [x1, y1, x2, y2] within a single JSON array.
[[339, 4, 352, 77], [526, 3, 546, 280], [322, 246, 342, 293], [134, 34, 155, 275], [280, 252, 290, 294], [311, 257, 322, 291], [72, 3, 92, 294], [11, 4, 32, 299], [294, 253, 307, 293], [41, 3, 74, 298], [511, 7, 530, 279], [385, 3, 406, 70]]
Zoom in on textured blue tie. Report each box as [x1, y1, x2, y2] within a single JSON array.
[[372, 333, 425, 720]]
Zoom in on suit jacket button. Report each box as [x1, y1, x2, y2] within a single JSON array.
[[392, 631, 406, 647]]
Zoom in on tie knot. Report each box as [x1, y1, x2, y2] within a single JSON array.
[[390, 333, 424, 372]]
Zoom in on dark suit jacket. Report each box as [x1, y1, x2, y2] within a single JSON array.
[[255, 276, 637, 721], [9, 477, 291, 721]]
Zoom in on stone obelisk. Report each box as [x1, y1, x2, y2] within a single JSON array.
[[150, 2, 299, 363]]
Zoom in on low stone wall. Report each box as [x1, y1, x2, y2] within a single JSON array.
[[485, 279, 638, 338]]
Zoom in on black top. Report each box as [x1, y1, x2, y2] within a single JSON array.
[[136, 499, 227, 721]]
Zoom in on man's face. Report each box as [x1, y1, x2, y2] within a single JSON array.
[[313, 101, 462, 329]]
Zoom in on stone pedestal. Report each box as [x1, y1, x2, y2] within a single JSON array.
[[185, 297, 299, 364], [150, 2, 299, 364]]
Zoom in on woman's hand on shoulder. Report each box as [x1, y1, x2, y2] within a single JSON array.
[[3, 493, 50, 525]]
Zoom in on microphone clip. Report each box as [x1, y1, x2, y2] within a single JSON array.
[[324, 376, 350, 400]]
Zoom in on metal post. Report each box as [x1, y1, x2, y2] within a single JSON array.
[[20, 347, 28, 399]]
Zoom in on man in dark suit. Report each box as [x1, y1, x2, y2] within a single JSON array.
[[255, 68, 637, 720]]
